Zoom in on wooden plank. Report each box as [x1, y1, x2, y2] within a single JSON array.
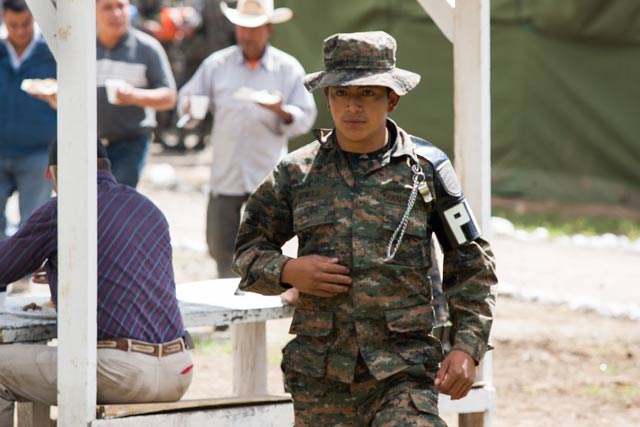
[[180, 302, 294, 328], [232, 323, 268, 396], [459, 412, 489, 427], [56, 0, 98, 424], [415, 0, 454, 42], [0, 323, 56, 343], [17, 401, 50, 427], [92, 402, 293, 427], [97, 395, 291, 420]]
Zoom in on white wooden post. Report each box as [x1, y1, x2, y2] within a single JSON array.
[[16, 401, 49, 427], [415, 0, 454, 42], [416, 1, 493, 426], [453, 0, 492, 234], [231, 323, 268, 396], [453, 2, 493, 426], [56, 0, 98, 425]]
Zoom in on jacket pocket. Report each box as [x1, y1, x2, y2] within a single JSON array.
[[293, 199, 336, 256], [293, 199, 335, 232], [382, 203, 429, 266], [282, 310, 334, 378], [409, 389, 440, 416], [385, 304, 443, 366], [385, 304, 435, 334]]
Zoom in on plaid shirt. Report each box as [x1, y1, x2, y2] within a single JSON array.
[[0, 171, 184, 343]]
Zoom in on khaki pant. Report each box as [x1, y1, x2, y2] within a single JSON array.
[[0, 342, 193, 426]]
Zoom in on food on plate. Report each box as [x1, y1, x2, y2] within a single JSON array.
[[22, 302, 43, 312], [232, 86, 281, 105], [21, 78, 58, 96]]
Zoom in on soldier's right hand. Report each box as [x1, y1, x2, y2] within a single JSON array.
[[280, 255, 352, 297]]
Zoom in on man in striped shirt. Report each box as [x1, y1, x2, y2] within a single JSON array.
[[0, 140, 192, 426]]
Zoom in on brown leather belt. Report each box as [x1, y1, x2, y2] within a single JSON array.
[[97, 337, 185, 357]]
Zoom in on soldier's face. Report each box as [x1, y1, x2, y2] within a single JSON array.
[[235, 24, 272, 61], [325, 86, 399, 150], [3, 9, 34, 52]]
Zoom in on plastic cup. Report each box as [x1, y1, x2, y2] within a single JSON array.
[[189, 95, 210, 120], [105, 79, 127, 104]]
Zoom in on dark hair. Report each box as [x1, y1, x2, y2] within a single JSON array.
[[48, 139, 111, 171], [97, 158, 112, 172], [2, 0, 29, 13]]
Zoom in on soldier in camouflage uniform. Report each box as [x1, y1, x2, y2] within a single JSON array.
[[234, 31, 498, 427]]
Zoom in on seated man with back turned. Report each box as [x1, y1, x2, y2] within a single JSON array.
[[0, 140, 193, 426]]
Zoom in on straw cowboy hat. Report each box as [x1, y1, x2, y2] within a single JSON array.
[[304, 31, 421, 96], [220, 0, 293, 28]]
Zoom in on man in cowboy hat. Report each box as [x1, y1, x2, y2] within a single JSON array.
[[233, 31, 498, 426], [178, 0, 317, 279]]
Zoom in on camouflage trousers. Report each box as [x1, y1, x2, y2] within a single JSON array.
[[283, 356, 447, 427]]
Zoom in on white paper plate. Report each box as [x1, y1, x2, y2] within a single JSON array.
[[21, 79, 58, 96], [232, 87, 281, 105]]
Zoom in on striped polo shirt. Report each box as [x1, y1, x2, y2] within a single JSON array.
[[97, 29, 176, 141]]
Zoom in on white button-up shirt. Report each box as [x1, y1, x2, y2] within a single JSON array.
[[179, 44, 317, 195]]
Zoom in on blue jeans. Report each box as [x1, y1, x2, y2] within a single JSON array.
[[104, 134, 151, 188], [0, 151, 52, 237]]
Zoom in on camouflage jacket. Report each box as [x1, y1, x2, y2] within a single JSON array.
[[234, 119, 498, 383]]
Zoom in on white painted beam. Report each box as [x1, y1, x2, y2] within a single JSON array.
[[232, 323, 268, 396], [90, 402, 294, 426], [24, 0, 58, 57], [453, 0, 491, 234], [452, 3, 493, 418], [415, 0, 455, 42], [56, 0, 97, 425], [438, 386, 495, 414]]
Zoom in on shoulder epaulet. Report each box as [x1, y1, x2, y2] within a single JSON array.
[[410, 136, 450, 170], [411, 135, 462, 196]]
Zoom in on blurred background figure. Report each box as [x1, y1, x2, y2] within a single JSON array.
[[0, 0, 55, 238], [178, 0, 317, 278], [133, 0, 237, 151], [96, 0, 177, 188]]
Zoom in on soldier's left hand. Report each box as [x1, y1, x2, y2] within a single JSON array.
[[435, 350, 476, 400]]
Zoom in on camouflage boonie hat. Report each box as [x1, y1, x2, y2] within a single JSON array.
[[304, 31, 421, 96]]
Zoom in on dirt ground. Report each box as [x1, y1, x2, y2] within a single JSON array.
[[139, 144, 640, 427]]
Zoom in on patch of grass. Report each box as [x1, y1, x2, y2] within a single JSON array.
[[268, 352, 283, 367], [492, 208, 640, 239], [584, 384, 606, 398], [192, 336, 232, 356]]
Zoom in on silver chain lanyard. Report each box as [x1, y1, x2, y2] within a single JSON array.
[[385, 161, 425, 260]]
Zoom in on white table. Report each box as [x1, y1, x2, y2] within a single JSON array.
[[0, 279, 295, 426]]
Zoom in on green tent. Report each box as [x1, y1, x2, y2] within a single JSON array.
[[271, 0, 640, 208]]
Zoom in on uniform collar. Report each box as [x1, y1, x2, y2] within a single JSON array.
[[314, 119, 417, 161]]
